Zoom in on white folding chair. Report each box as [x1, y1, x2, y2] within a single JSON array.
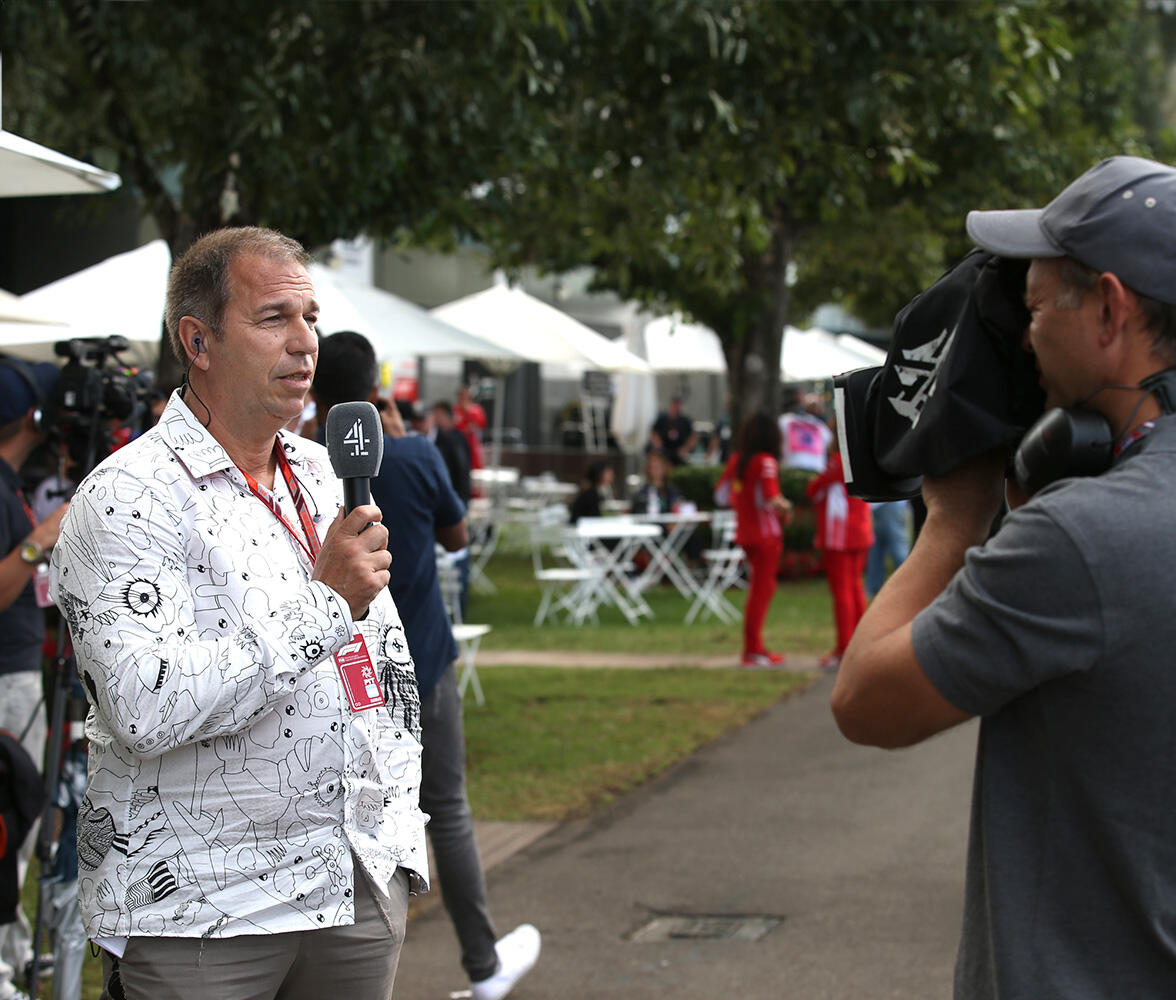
[[467, 503, 501, 595], [437, 547, 490, 705], [529, 506, 600, 626], [685, 509, 743, 625]]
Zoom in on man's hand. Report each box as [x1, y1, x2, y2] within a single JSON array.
[[31, 501, 69, 552], [311, 505, 391, 620], [921, 450, 1007, 549], [379, 400, 406, 438]]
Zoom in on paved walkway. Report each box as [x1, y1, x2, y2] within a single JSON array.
[[398, 671, 975, 1000]]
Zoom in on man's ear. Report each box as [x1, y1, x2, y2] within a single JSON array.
[[178, 316, 211, 368], [1095, 272, 1132, 348]]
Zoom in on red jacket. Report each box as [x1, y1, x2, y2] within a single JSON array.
[[717, 451, 783, 547], [805, 452, 873, 552]]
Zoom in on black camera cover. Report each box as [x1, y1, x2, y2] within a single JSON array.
[[836, 249, 1044, 501]]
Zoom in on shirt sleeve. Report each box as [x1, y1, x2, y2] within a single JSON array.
[[50, 465, 356, 758], [912, 503, 1104, 717], [755, 454, 781, 503]]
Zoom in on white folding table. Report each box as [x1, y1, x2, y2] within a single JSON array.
[[565, 518, 662, 625]]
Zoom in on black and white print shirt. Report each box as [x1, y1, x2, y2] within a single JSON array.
[[51, 392, 427, 941]]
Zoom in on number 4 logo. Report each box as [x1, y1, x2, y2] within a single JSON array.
[[344, 418, 370, 457]]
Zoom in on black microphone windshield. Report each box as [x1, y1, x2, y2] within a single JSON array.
[[326, 401, 384, 483]]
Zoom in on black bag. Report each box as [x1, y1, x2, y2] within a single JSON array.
[[835, 249, 1044, 501]]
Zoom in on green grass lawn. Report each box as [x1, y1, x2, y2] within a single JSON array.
[[21, 540, 833, 998], [466, 547, 837, 659], [464, 665, 816, 821]]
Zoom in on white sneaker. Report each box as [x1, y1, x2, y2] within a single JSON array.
[[470, 923, 541, 1000]]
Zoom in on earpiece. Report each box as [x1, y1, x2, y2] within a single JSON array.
[[192, 336, 203, 355]]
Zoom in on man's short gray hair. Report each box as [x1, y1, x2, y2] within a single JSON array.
[[164, 227, 309, 363], [1054, 256, 1176, 364]]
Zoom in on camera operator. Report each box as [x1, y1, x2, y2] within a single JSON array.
[[831, 156, 1176, 997], [0, 359, 69, 1000]]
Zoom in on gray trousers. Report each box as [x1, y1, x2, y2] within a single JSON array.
[[101, 865, 408, 1000], [420, 665, 498, 982]]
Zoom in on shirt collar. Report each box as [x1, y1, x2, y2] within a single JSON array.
[[156, 390, 314, 481]]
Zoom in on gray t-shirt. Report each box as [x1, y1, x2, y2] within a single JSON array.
[[913, 416, 1176, 999]]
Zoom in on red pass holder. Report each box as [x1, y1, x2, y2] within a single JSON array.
[[334, 633, 385, 712], [33, 564, 53, 608]]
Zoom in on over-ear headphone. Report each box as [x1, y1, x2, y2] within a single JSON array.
[[0, 357, 47, 432], [1014, 368, 1176, 497]]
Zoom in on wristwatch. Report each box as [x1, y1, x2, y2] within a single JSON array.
[[19, 538, 46, 565]]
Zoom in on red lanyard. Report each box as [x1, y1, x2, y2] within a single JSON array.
[[15, 489, 36, 529], [240, 442, 321, 566], [1115, 420, 1157, 458]]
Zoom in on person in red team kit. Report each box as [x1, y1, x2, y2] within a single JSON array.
[[716, 412, 793, 668], [806, 428, 874, 671], [454, 385, 487, 472]]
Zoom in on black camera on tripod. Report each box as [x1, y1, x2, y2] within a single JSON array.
[[52, 335, 153, 474]]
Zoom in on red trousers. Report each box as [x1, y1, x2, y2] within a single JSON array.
[[823, 548, 869, 655], [741, 539, 782, 656]]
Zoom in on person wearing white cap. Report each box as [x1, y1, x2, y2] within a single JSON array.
[[832, 156, 1176, 997]]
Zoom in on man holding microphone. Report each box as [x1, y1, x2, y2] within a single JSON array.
[[51, 227, 427, 999]]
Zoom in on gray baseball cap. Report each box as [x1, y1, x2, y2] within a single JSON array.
[[965, 155, 1176, 306]]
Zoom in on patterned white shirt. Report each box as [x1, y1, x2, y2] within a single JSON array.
[[51, 392, 428, 940]]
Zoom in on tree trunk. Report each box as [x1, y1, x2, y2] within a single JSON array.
[[720, 221, 795, 436]]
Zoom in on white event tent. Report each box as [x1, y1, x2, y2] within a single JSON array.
[[0, 129, 122, 198], [632, 315, 886, 381], [433, 285, 651, 374], [780, 326, 887, 382], [0, 241, 170, 365], [639, 314, 727, 374], [308, 264, 527, 365], [434, 284, 651, 458]]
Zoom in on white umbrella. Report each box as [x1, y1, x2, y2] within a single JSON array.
[[435, 284, 650, 465], [2, 241, 170, 365], [781, 326, 885, 382], [0, 289, 70, 326], [432, 285, 651, 374], [308, 264, 527, 364], [835, 332, 888, 367], [641, 314, 727, 373], [0, 129, 121, 198]]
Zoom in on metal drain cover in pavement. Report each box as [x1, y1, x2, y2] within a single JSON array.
[[628, 914, 782, 943]]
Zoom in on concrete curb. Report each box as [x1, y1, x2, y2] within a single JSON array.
[[470, 649, 823, 672]]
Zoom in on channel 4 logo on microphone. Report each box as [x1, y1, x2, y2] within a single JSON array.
[[344, 418, 371, 457]]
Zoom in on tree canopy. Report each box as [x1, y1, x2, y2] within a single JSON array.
[[2, 0, 1171, 419], [457, 0, 1172, 420]]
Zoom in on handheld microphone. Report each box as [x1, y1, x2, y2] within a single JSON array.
[[325, 401, 384, 514]]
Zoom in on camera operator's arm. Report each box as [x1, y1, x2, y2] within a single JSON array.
[[0, 501, 67, 612], [831, 451, 1006, 748]]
